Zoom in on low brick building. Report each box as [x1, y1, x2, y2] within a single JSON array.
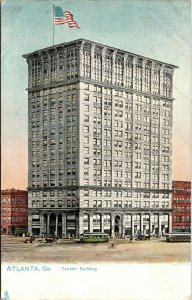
[[172, 181, 191, 233], [1, 189, 28, 235]]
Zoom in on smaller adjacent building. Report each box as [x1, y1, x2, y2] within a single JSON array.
[[1, 189, 28, 235], [172, 181, 191, 233]]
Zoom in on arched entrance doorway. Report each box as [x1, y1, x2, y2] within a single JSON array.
[[50, 213, 56, 235], [58, 214, 62, 237], [43, 214, 47, 235], [115, 215, 121, 237]]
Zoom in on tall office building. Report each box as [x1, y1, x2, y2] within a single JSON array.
[[23, 39, 177, 237]]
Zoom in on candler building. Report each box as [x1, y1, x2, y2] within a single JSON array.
[[23, 39, 177, 237]]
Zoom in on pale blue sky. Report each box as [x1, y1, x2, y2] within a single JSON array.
[[2, 0, 191, 188]]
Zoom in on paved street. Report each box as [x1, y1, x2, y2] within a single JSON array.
[[1, 235, 190, 263]]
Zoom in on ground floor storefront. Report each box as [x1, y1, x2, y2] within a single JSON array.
[[28, 209, 172, 237], [1, 226, 28, 236]]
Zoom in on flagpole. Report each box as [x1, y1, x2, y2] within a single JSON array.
[[53, 4, 55, 45]]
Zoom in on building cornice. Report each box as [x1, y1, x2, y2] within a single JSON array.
[[23, 38, 178, 69]]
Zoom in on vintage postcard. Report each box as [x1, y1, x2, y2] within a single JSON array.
[[1, 0, 191, 299]]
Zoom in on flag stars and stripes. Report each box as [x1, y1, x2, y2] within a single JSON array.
[[54, 6, 80, 29]]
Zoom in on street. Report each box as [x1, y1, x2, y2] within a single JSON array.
[[1, 235, 190, 263]]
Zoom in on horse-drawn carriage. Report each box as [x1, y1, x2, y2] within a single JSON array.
[[24, 237, 36, 244], [45, 235, 59, 243]]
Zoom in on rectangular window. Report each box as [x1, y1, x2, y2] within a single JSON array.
[[84, 126, 89, 133]]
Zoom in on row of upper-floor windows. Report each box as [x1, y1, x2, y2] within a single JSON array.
[[30, 88, 172, 107], [84, 103, 170, 116], [173, 206, 191, 211], [173, 216, 191, 222], [31, 170, 73, 177], [30, 107, 170, 123], [30, 81, 172, 103], [83, 163, 168, 171], [2, 216, 27, 222], [82, 178, 169, 186], [31, 154, 169, 168], [1, 198, 27, 205], [83, 153, 170, 163], [30, 84, 77, 98], [32, 157, 77, 167], [30, 199, 170, 209], [32, 200, 77, 208], [1, 207, 27, 212], [83, 169, 168, 180], [31, 173, 166, 184], [31, 179, 79, 187], [83, 213, 168, 222], [31, 167, 168, 181], [172, 198, 191, 203], [31, 190, 76, 197], [30, 189, 169, 198], [30, 179, 169, 189], [173, 189, 191, 194], [31, 147, 170, 159], [84, 200, 170, 208], [30, 132, 169, 149]]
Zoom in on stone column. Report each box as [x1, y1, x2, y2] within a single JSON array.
[[170, 71, 174, 98], [151, 62, 155, 94], [91, 44, 95, 80], [158, 213, 162, 236], [62, 213, 67, 237], [76, 213, 84, 236], [101, 214, 104, 233], [112, 51, 117, 85], [160, 65, 164, 96], [123, 54, 128, 87], [111, 214, 115, 238], [89, 213, 93, 233], [132, 56, 137, 90], [55, 214, 58, 236], [55, 50, 59, 82], [42, 214, 46, 233], [27, 59, 32, 88], [79, 42, 85, 78], [47, 52, 51, 84], [149, 214, 153, 234], [122, 214, 125, 238], [168, 213, 172, 233], [142, 59, 147, 92], [47, 213, 50, 235], [40, 213, 44, 235], [131, 214, 134, 236], [39, 55, 43, 86], [140, 213, 143, 235], [101, 47, 106, 82], [28, 213, 33, 236]]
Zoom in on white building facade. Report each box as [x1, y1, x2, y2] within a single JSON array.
[[23, 39, 177, 237]]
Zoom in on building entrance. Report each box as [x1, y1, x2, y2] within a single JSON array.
[[115, 215, 121, 236], [50, 214, 56, 235]]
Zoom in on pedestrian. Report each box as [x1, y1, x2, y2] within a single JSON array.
[[130, 235, 133, 243]]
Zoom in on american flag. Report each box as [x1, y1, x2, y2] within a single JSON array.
[[54, 6, 80, 29]]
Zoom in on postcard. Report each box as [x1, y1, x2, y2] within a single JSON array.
[[1, 0, 191, 299]]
